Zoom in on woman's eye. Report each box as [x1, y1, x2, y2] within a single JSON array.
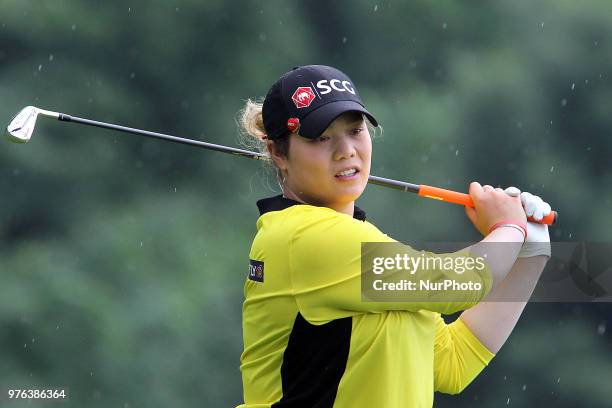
[[351, 127, 364, 135], [315, 135, 330, 142]]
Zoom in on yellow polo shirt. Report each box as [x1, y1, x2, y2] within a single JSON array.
[[239, 195, 494, 408]]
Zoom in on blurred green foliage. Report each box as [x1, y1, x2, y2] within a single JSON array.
[[1, 1, 611, 407]]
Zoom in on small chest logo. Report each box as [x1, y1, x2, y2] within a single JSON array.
[[291, 86, 316, 109], [248, 259, 264, 282]]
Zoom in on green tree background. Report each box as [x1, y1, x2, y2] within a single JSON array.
[[1, 1, 611, 407]]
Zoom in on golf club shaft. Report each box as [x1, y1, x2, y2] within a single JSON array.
[[59, 113, 267, 160], [51, 111, 557, 225]]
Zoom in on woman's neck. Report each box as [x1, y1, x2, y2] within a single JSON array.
[[282, 188, 355, 217]]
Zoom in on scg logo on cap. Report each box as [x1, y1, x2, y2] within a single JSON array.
[[291, 87, 316, 109], [316, 79, 355, 95]]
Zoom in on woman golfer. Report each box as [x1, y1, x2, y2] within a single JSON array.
[[237, 65, 551, 407]]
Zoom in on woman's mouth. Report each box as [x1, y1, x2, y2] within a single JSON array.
[[335, 168, 360, 180]]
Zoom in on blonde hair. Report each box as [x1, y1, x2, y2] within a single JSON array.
[[237, 98, 267, 144], [237, 99, 289, 193], [237, 98, 268, 153]]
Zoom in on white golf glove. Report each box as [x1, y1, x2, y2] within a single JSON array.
[[504, 187, 551, 258]]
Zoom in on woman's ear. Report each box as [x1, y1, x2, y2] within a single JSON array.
[[267, 140, 288, 171]]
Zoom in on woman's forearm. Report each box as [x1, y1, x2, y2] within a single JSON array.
[[458, 255, 548, 354], [468, 227, 524, 288]]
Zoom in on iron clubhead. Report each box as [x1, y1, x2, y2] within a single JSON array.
[[6, 106, 59, 143], [6, 106, 41, 143]]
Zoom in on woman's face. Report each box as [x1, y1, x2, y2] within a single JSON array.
[[277, 111, 372, 213]]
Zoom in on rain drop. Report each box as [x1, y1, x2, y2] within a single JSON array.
[[522, 384, 527, 391], [128, 7, 131, 12], [342, 37, 348, 44], [550, 166, 554, 173], [560, 98, 567, 107], [442, 22, 447, 29], [597, 322, 606, 335], [140, 241, 143, 247], [71, 24, 77, 31], [571, 83, 575, 90], [374, 5, 378, 11], [455, 149, 459, 156], [38, 64, 42, 71], [48, 54, 54, 61], [506, 397, 510, 405], [130, 72, 136, 79], [540, 22, 544, 28]]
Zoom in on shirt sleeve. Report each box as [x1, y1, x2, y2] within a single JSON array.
[[289, 208, 493, 324], [433, 313, 495, 394]]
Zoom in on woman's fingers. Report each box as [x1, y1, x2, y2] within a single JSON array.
[[504, 186, 521, 197], [521, 192, 535, 217], [519, 191, 552, 221], [501, 186, 553, 222], [532, 195, 547, 221]]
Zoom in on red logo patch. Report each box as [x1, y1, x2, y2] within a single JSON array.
[[287, 118, 300, 133], [291, 87, 316, 109]]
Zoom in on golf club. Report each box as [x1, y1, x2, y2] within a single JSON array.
[[6, 106, 557, 225]]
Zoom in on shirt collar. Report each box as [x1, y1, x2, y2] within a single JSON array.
[[256, 194, 367, 221]]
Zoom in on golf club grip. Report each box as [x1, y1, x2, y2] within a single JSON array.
[[418, 185, 557, 225]]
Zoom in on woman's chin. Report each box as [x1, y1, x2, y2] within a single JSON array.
[[334, 185, 366, 203]]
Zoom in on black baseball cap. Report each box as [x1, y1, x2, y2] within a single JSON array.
[[262, 65, 378, 140]]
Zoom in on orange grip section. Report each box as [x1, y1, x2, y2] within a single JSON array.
[[418, 185, 557, 225], [419, 185, 473, 206], [535, 211, 557, 225]]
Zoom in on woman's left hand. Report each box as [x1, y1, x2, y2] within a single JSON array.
[[504, 186, 551, 258]]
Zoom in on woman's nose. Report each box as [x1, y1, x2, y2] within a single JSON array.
[[333, 135, 356, 160]]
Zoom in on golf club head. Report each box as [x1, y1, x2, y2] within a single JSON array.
[[6, 106, 40, 143]]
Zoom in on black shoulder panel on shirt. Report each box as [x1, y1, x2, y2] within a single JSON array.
[[272, 313, 352, 408], [257, 195, 367, 221]]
